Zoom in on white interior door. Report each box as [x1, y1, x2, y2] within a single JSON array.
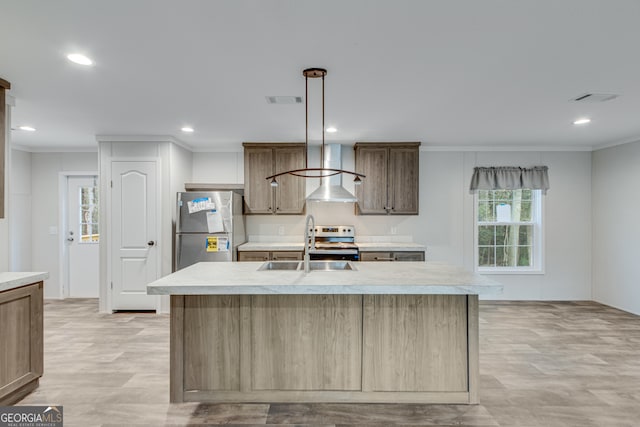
[[66, 176, 100, 298], [111, 161, 159, 310]]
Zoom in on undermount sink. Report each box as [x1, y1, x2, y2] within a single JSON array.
[[307, 261, 356, 271], [257, 260, 357, 272], [257, 261, 301, 271]]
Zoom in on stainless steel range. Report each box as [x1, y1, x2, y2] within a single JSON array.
[[309, 225, 359, 261]]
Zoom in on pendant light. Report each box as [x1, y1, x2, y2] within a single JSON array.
[[266, 68, 364, 202]]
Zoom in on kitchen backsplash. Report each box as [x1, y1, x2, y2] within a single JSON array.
[[244, 202, 419, 242]]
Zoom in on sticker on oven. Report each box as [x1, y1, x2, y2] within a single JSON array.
[[188, 197, 216, 214]]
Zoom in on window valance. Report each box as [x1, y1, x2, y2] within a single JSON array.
[[469, 166, 550, 194]]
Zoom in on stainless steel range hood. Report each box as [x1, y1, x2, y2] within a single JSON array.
[[306, 144, 358, 203]]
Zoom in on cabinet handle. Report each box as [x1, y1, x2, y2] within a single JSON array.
[[374, 257, 395, 261]]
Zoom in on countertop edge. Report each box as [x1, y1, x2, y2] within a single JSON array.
[[0, 272, 49, 293], [148, 284, 502, 296]]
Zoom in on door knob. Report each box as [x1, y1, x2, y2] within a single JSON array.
[[148, 240, 155, 246], [67, 237, 74, 242]]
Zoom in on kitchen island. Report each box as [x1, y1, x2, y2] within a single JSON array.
[[147, 261, 502, 404]]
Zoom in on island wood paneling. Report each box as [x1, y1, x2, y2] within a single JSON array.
[[362, 294, 468, 392], [251, 295, 362, 391], [171, 292, 475, 404], [183, 295, 241, 391], [0, 282, 43, 405]]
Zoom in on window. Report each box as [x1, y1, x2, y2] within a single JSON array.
[[475, 189, 542, 273], [79, 186, 99, 243]]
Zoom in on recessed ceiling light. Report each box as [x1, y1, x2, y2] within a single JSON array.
[[67, 53, 93, 66], [181, 127, 194, 133], [573, 118, 591, 125], [326, 127, 337, 133], [18, 125, 36, 131]]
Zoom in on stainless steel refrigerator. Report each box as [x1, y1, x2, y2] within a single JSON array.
[[175, 191, 246, 271]]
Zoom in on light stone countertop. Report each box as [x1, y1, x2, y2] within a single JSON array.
[[147, 261, 502, 296], [237, 242, 425, 252], [0, 272, 49, 293]]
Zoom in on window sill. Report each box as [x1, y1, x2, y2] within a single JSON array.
[[477, 268, 544, 275]]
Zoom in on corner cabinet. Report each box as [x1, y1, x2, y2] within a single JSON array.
[[243, 143, 306, 215], [354, 142, 420, 215]]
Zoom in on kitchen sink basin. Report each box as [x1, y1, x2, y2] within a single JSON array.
[[257, 261, 301, 271], [257, 260, 357, 271], [307, 261, 356, 271]]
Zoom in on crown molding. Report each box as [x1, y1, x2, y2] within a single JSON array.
[[591, 136, 640, 152], [95, 134, 192, 151], [11, 144, 98, 153], [420, 144, 594, 152]]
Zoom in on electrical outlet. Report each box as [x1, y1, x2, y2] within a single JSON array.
[[390, 226, 397, 235], [278, 225, 285, 236]]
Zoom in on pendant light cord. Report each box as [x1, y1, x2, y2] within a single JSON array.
[[305, 74, 309, 168]]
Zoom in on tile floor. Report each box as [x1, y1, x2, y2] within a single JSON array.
[[16, 299, 640, 426]]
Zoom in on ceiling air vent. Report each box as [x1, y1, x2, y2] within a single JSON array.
[[266, 96, 303, 104], [572, 93, 619, 103]]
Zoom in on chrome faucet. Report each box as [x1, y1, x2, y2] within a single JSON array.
[[303, 214, 316, 273]]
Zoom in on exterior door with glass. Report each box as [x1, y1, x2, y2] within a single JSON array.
[[66, 175, 100, 298]]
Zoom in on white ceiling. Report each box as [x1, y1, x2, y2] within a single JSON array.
[[2, 0, 640, 151]]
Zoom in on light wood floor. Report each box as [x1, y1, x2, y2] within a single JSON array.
[[16, 299, 640, 426]]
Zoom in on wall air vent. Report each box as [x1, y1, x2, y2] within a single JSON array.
[[266, 96, 303, 104], [572, 93, 619, 103]]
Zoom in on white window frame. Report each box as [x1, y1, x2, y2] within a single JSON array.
[[474, 189, 544, 274]]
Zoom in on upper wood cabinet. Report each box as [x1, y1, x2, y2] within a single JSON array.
[[354, 142, 420, 215], [243, 143, 306, 215]]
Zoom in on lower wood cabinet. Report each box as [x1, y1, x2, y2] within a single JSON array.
[[360, 251, 425, 262], [238, 251, 303, 262], [0, 282, 43, 405], [170, 293, 477, 403]]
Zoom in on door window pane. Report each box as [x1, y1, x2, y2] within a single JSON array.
[[80, 186, 99, 243]]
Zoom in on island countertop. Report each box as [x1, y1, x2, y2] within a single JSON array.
[[147, 261, 502, 296]]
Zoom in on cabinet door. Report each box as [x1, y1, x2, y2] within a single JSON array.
[[388, 147, 419, 215], [360, 252, 393, 261], [237, 251, 270, 262], [244, 147, 274, 214], [274, 146, 306, 214], [271, 251, 303, 261], [355, 147, 389, 215], [393, 251, 425, 262]]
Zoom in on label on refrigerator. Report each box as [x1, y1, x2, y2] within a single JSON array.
[[187, 197, 216, 214], [206, 236, 229, 252], [206, 211, 224, 233]]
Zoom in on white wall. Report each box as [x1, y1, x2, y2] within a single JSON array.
[[192, 152, 243, 183], [191, 147, 593, 301], [465, 151, 592, 300], [592, 141, 640, 315], [9, 148, 32, 271], [31, 152, 98, 298]]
